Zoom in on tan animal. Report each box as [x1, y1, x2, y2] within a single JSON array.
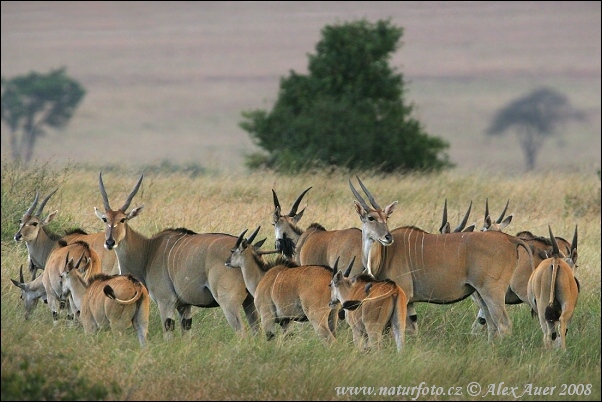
[[527, 225, 580, 350], [60, 257, 150, 347], [272, 187, 363, 276], [95, 173, 258, 339], [329, 261, 407, 352], [14, 189, 119, 277], [469, 200, 574, 335], [349, 176, 533, 342], [10, 265, 46, 320], [225, 227, 341, 344], [42, 240, 102, 322]]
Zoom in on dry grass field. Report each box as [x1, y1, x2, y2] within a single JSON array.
[[1, 1, 600, 174], [1, 164, 600, 400]]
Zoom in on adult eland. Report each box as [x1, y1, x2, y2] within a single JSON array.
[[349, 176, 534, 341], [94, 173, 259, 339]]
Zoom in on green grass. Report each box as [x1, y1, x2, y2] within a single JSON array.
[[2, 161, 600, 400]]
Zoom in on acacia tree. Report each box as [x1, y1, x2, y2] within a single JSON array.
[[1, 68, 85, 163], [486, 87, 586, 171], [239, 19, 452, 173]]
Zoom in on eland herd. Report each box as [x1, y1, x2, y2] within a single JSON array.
[[11, 173, 580, 351]]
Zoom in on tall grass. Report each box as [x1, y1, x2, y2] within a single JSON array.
[[2, 162, 600, 401]]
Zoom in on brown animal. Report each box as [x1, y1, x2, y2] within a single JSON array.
[[14, 189, 119, 277], [225, 227, 340, 344], [10, 265, 46, 320], [349, 176, 533, 341], [527, 225, 580, 350], [470, 200, 574, 335], [94, 173, 258, 339], [329, 261, 407, 352], [60, 257, 150, 347], [42, 240, 102, 322], [272, 187, 363, 276]]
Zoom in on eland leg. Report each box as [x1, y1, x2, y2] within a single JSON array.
[[478, 291, 512, 341]]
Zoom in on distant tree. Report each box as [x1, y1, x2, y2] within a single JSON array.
[[486, 87, 586, 171], [1, 68, 85, 163], [239, 19, 452, 173]]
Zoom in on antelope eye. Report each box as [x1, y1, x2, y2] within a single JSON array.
[[102, 217, 108, 223], [120, 218, 126, 224], [368, 216, 375, 221]]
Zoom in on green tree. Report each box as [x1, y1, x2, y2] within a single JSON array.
[[486, 87, 586, 171], [1, 68, 85, 163], [239, 19, 452, 173]]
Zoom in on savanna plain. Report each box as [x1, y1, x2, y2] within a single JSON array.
[[1, 162, 600, 401]]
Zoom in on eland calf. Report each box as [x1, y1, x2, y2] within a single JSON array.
[[527, 225, 580, 350], [329, 261, 407, 352], [42, 240, 102, 322], [10, 265, 47, 320], [60, 257, 150, 347], [225, 227, 341, 344]]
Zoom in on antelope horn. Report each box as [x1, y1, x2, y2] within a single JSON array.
[[36, 188, 58, 217], [257, 248, 281, 256], [349, 179, 370, 212], [332, 256, 341, 273], [65, 250, 71, 269], [548, 225, 559, 256], [484, 198, 490, 220], [439, 198, 449, 233], [571, 224, 578, 252], [74, 252, 86, 270], [98, 172, 111, 211], [356, 176, 381, 210], [120, 174, 144, 212], [19, 265, 24, 283], [247, 226, 261, 244], [496, 199, 510, 224], [343, 256, 356, 278], [288, 187, 312, 217], [454, 200, 473, 233], [272, 189, 281, 211], [25, 191, 40, 217], [236, 229, 249, 248]]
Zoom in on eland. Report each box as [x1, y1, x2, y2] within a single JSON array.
[[272, 187, 364, 276], [10, 265, 47, 320], [14, 189, 119, 277], [95, 173, 259, 339], [349, 176, 533, 341], [527, 225, 580, 350], [470, 200, 574, 335], [60, 256, 151, 347], [329, 260, 407, 352], [41, 239, 102, 322], [225, 226, 341, 344]]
